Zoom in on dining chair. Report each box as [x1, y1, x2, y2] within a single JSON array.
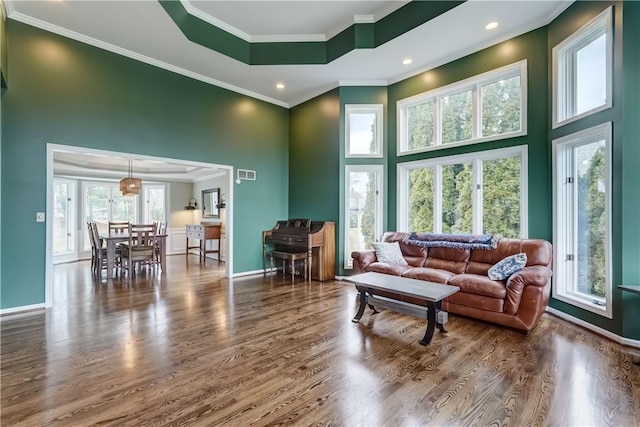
[[108, 221, 129, 234], [89, 221, 121, 275], [153, 221, 167, 266], [87, 221, 99, 272], [121, 223, 157, 275]]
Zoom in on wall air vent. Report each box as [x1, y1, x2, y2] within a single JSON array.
[[237, 169, 256, 181]]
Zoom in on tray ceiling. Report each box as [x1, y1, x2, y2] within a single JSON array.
[[6, 0, 572, 107]]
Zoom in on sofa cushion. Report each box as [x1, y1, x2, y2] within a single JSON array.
[[466, 238, 552, 275], [424, 247, 470, 274], [445, 292, 504, 313], [372, 241, 407, 265], [366, 262, 413, 276], [488, 253, 527, 280], [382, 232, 426, 266], [401, 267, 454, 284], [448, 274, 507, 299]]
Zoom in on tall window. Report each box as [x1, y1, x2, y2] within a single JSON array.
[[345, 165, 383, 268], [143, 184, 166, 223], [552, 7, 612, 128], [398, 146, 527, 238], [553, 122, 612, 317], [82, 182, 137, 250], [345, 104, 383, 157], [53, 179, 76, 255], [398, 61, 526, 155]]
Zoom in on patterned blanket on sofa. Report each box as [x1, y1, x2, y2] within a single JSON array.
[[404, 232, 499, 250]]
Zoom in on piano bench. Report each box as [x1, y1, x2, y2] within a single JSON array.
[[270, 251, 308, 283]]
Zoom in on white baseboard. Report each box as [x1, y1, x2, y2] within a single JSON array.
[[0, 303, 46, 317], [232, 268, 269, 278], [546, 306, 640, 349]]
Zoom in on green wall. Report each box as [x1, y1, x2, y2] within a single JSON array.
[[388, 28, 551, 240], [288, 89, 340, 223], [1, 21, 289, 309]]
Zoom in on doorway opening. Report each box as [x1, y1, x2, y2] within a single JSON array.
[[46, 143, 234, 307]]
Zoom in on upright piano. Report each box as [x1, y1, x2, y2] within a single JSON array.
[[263, 219, 335, 281]]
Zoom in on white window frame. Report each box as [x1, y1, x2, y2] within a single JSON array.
[[142, 183, 167, 224], [344, 165, 384, 269], [552, 122, 612, 318], [552, 7, 613, 129], [397, 61, 527, 156], [345, 104, 383, 158], [397, 146, 528, 237]]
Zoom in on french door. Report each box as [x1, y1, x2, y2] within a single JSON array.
[[82, 182, 137, 251], [52, 179, 77, 262]]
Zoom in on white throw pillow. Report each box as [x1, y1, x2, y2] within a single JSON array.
[[488, 253, 527, 280], [372, 241, 408, 265]]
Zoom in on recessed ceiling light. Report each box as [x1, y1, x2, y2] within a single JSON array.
[[402, 58, 413, 65], [485, 22, 499, 30], [276, 83, 285, 89]]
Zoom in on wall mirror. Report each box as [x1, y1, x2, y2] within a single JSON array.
[[202, 188, 220, 218]]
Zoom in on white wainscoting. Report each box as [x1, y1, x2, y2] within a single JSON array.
[[168, 228, 187, 255]]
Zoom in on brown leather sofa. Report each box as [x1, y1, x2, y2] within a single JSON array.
[[351, 232, 553, 333]]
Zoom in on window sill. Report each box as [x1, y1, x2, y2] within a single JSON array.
[[552, 103, 612, 130], [552, 292, 612, 319]]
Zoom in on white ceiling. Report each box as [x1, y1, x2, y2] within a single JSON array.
[[9, 0, 572, 179], [6, 0, 573, 108], [53, 151, 226, 182]]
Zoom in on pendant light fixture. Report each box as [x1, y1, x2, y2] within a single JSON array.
[[120, 159, 141, 196]]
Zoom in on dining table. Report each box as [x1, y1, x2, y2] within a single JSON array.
[[100, 232, 168, 279]]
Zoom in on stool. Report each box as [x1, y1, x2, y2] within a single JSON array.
[[270, 251, 308, 283]]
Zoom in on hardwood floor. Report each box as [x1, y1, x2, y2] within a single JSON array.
[[1, 256, 639, 426]]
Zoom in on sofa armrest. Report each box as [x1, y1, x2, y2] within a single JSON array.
[[351, 250, 377, 274], [507, 265, 552, 288], [504, 265, 552, 315]]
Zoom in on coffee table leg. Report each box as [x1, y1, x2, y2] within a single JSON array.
[[435, 300, 447, 333], [352, 289, 368, 323], [420, 301, 437, 345]]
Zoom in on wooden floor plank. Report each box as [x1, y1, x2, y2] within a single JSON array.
[[1, 256, 639, 426]]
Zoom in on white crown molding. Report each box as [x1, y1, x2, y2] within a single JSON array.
[[252, 34, 326, 43], [7, 11, 290, 108], [290, 79, 389, 108], [353, 15, 375, 24], [546, 0, 575, 26], [184, 0, 328, 42], [3, 0, 13, 17], [338, 80, 388, 87], [546, 307, 640, 350], [181, 0, 252, 41]]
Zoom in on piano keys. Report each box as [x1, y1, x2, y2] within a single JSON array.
[[263, 219, 335, 281]]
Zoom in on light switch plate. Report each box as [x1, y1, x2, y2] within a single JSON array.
[[36, 212, 45, 222]]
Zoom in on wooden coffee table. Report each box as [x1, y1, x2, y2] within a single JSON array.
[[344, 272, 460, 345]]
